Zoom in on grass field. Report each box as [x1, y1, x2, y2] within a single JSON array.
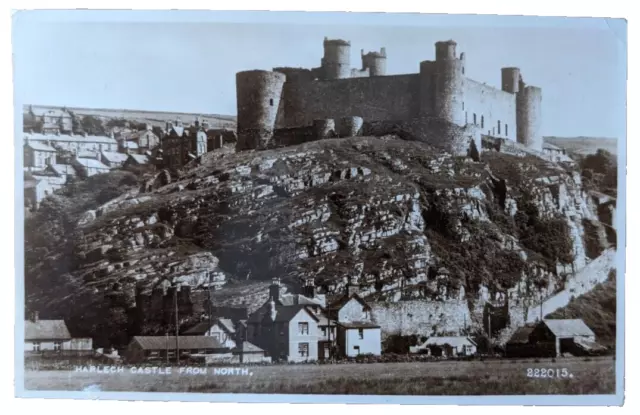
[[23, 357, 615, 395]]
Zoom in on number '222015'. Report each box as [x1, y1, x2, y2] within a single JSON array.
[[526, 368, 573, 378]]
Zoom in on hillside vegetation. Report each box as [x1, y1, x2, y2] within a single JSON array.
[[23, 136, 617, 348], [546, 270, 617, 348]]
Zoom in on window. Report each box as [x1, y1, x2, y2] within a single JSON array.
[[358, 328, 364, 339], [54, 341, 62, 351], [298, 342, 309, 357], [465, 112, 468, 124], [32, 342, 41, 352], [481, 116, 485, 129], [462, 102, 464, 111], [505, 124, 508, 136], [321, 327, 327, 336], [354, 345, 360, 355], [473, 113, 477, 125], [269, 98, 274, 106], [298, 322, 309, 335], [498, 120, 501, 135]]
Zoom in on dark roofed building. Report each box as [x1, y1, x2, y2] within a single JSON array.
[[183, 317, 239, 349], [519, 319, 604, 357], [24, 311, 93, 356], [124, 335, 227, 363]]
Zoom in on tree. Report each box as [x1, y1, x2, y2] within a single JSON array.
[[80, 115, 105, 135]]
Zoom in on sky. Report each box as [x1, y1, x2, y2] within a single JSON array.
[[12, 11, 627, 138]]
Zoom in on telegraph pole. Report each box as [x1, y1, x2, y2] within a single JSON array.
[[165, 332, 169, 365], [174, 287, 180, 364]]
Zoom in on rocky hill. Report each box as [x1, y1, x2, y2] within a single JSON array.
[[24, 135, 618, 347]]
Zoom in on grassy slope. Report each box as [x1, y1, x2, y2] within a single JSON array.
[[546, 272, 617, 348]]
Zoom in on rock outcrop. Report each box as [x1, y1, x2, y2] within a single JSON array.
[[24, 136, 617, 344]]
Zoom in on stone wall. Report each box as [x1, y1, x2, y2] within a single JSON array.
[[362, 117, 480, 157], [276, 74, 420, 128], [370, 299, 471, 338], [464, 79, 516, 140]]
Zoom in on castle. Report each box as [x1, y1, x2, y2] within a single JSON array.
[[234, 38, 542, 155]]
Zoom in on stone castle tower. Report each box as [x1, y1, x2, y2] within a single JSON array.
[[235, 70, 287, 151], [501, 68, 543, 151], [235, 38, 543, 153]]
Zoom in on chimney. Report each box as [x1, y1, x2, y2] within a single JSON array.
[[302, 277, 315, 299], [269, 299, 277, 321], [347, 276, 359, 297], [381, 47, 386, 57], [30, 311, 39, 323], [269, 277, 281, 302]]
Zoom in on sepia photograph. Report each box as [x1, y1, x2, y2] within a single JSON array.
[[13, 10, 626, 405]]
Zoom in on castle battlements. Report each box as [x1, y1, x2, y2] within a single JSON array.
[[235, 38, 542, 155]]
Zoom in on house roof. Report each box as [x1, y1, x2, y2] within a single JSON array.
[[543, 143, 563, 151], [47, 164, 77, 176], [25, 132, 117, 145], [77, 150, 98, 158], [423, 336, 477, 348], [507, 326, 536, 345], [169, 126, 185, 137], [247, 303, 319, 324], [183, 318, 236, 336], [279, 293, 325, 307], [337, 321, 380, 329], [101, 151, 129, 164], [25, 319, 72, 341], [127, 154, 150, 165], [232, 341, 264, 354], [130, 336, 225, 350], [541, 319, 595, 338], [122, 141, 139, 149], [25, 141, 57, 152], [75, 157, 110, 170], [327, 293, 371, 312]]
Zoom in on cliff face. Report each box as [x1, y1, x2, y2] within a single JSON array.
[[24, 136, 616, 345]]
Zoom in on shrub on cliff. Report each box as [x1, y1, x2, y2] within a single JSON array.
[[580, 149, 617, 197]]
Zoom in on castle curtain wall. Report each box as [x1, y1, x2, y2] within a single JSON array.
[[464, 79, 517, 140], [276, 74, 421, 128]]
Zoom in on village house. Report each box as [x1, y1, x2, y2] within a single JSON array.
[[43, 163, 78, 182], [119, 139, 140, 154], [409, 336, 477, 357], [24, 178, 53, 211], [24, 106, 73, 134], [24, 131, 119, 154], [100, 151, 129, 169], [506, 319, 606, 357], [127, 124, 160, 152], [71, 153, 111, 177], [326, 277, 382, 357], [183, 318, 239, 349], [23, 139, 57, 171], [246, 279, 322, 362], [123, 153, 152, 169], [124, 336, 227, 363], [24, 311, 93, 357], [161, 118, 208, 169], [542, 143, 572, 163], [505, 325, 537, 357], [528, 319, 605, 357]]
